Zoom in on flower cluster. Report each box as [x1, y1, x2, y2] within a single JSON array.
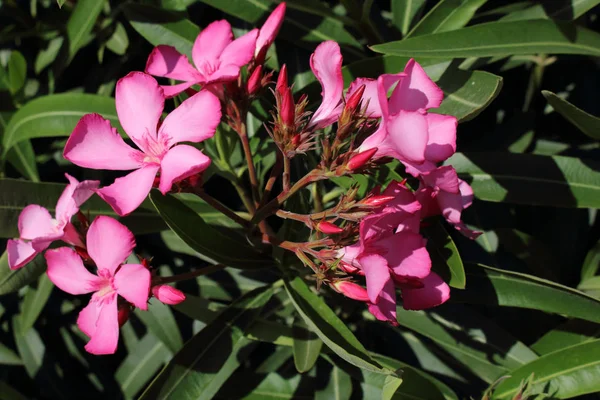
[[6, 2, 479, 353]]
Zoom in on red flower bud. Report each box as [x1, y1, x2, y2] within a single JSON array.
[[152, 285, 186, 305], [276, 64, 288, 96], [117, 304, 131, 327], [345, 84, 365, 113], [363, 195, 396, 207], [332, 281, 369, 302], [317, 221, 343, 234], [347, 148, 378, 170], [281, 88, 295, 126], [247, 65, 263, 95], [291, 134, 301, 148]]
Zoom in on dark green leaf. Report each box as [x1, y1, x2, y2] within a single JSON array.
[[391, 0, 427, 35], [35, 37, 64, 74], [57, 0, 66, 8], [406, 0, 488, 38], [453, 264, 600, 323], [542, 90, 600, 140], [135, 298, 183, 353], [293, 319, 323, 373], [140, 285, 273, 400], [0, 252, 46, 296], [0, 381, 28, 400], [0, 342, 22, 365], [447, 152, 600, 208], [371, 20, 600, 58], [492, 339, 600, 399], [531, 320, 600, 356], [6, 51, 26, 95], [581, 241, 600, 281], [424, 221, 466, 289], [106, 22, 130, 56], [19, 274, 53, 332], [150, 191, 273, 269], [66, 0, 106, 59], [501, 0, 600, 21], [315, 364, 352, 400], [12, 316, 44, 377], [0, 112, 39, 182]]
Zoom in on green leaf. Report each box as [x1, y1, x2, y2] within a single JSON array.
[[382, 374, 403, 400], [135, 298, 183, 353], [371, 20, 600, 58], [0, 342, 22, 365], [0, 112, 39, 182], [123, 4, 200, 58], [140, 285, 273, 400], [6, 51, 26, 95], [447, 152, 600, 208], [0, 381, 28, 400], [150, 191, 273, 269], [293, 319, 323, 373], [2, 93, 121, 155], [492, 339, 600, 399], [116, 333, 172, 400], [66, 0, 106, 59], [581, 241, 600, 281], [0, 252, 46, 296], [106, 22, 130, 56], [501, 0, 600, 21], [423, 221, 466, 289], [56, 0, 66, 7], [452, 264, 600, 324], [282, 274, 387, 374], [391, 0, 427, 36], [542, 90, 600, 140], [531, 320, 600, 356], [406, 0, 488, 38], [12, 316, 44, 377], [19, 274, 53, 332], [315, 364, 352, 400], [35, 37, 64, 74]]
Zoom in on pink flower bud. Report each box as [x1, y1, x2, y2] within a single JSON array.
[[345, 84, 365, 113], [152, 285, 186, 305], [317, 221, 343, 234], [247, 65, 263, 95], [281, 88, 295, 126], [347, 148, 378, 170], [276, 64, 288, 96], [363, 195, 396, 207], [332, 281, 369, 302]]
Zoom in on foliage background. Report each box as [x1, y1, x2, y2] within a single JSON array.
[[1, 0, 600, 399]]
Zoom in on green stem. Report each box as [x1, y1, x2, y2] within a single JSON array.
[[235, 119, 260, 206], [194, 188, 251, 229]]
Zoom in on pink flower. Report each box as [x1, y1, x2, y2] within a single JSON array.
[[152, 284, 185, 305], [308, 41, 344, 129], [254, 3, 286, 65], [64, 72, 221, 216], [145, 21, 258, 97], [45, 216, 151, 355], [7, 174, 99, 270]]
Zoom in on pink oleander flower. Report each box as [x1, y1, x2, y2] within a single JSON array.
[[351, 59, 457, 175], [45, 216, 151, 355], [7, 174, 99, 270], [64, 72, 221, 216], [308, 41, 344, 129], [254, 3, 286, 65], [152, 284, 186, 305]]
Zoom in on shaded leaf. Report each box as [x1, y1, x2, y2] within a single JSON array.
[[501, 0, 600, 21], [391, 0, 427, 35], [531, 319, 600, 356], [406, 0, 488, 38], [293, 319, 323, 373], [0, 252, 46, 296], [0, 342, 22, 365], [19, 274, 53, 332], [0, 112, 39, 182], [106, 22, 130, 56], [135, 298, 183, 353], [66, 0, 106, 59], [423, 221, 466, 289], [542, 90, 600, 140]]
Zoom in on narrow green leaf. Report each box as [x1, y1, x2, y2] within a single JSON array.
[[501, 0, 600, 21], [66, 0, 106, 59], [2, 94, 121, 155], [283, 274, 387, 374], [581, 241, 600, 281], [382, 374, 403, 400], [371, 20, 600, 58], [447, 152, 600, 208], [56, 0, 66, 8], [0, 112, 39, 182], [140, 285, 273, 400], [35, 37, 64, 74], [292, 319, 323, 373], [135, 298, 183, 353], [12, 316, 44, 377], [106, 22, 130, 56], [19, 274, 53, 332], [315, 365, 352, 400], [6, 51, 26, 95], [391, 0, 427, 35], [542, 90, 600, 140], [423, 221, 466, 289], [0, 342, 22, 365], [150, 191, 273, 269], [123, 4, 200, 58], [531, 320, 600, 356], [406, 0, 487, 38], [452, 264, 600, 323], [492, 339, 600, 399], [0, 252, 46, 296], [0, 382, 28, 400]]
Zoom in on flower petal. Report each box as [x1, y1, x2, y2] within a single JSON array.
[[161, 81, 197, 98], [379, 233, 431, 279], [115, 72, 164, 149], [437, 191, 463, 224], [367, 279, 397, 324], [386, 110, 429, 164], [255, 3, 286, 58], [357, 253, 391, 303], [55, 174, 100, 224], [424, 113, 457, 163], [421, 166, 460, 194], [192, 20, 233, 69], [84, 295, 119, 355], [347, 74, 403, 119], [401, 272, 450, 310], [203, 64, 242, 84], [309, 41, 344, 129], [87, 216, 136, 275], [77, 300, 101, 338], [389, 59, 444, 113], [18, 205, 57, 240], [158, 145, 211, 195], [159, 90, 221, 146], [64, 113, 143, 170], [45, 247, 103, 295], [7, 239, 39, 270], [96, 165, 160, 216], [145, 45, 201, 82], [220, 29, 258, 68], [114, 264, 151, 310]]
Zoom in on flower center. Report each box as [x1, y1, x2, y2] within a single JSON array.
[[138, 130, 170, 163], [197, 60, 219, 77]]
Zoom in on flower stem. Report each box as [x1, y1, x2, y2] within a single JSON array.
[[258, 150, 283, 209], [235, 119, 260, 206], [283, 156, 291, 192], [194, 188, 251, 229], [159, 264, 226, 284]]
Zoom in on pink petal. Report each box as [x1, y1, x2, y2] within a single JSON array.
[[145, 45, 201, 82], [161, 81, 197, 98], [357, 253, 391, 303], [386, 110, 429, 164], [159, 90, 221, 147], [367, 279, 397, 324], [78, 300, 101, 338], [347, 78, 380, 117], [18, 205, 57, 240], [220, 29, 258, 68], [415, 186, 440, 219], [45, 247, 103, 295], [425, 113, 457, 163], [309, 41, 344, 129], [204, 64, 243, 84], [115, 72, 164, 150], [84, 295, 119, 355], [389, 59, 444, 113], [96, 165, 160, 216], [421, 166, 460, 194], [437, 191, 463, 224], [459, 179, 474, 209], [192, 20, 233, 70], [86, 216, 135, 275], [114, 264, 151, 310], [7, 239, 39, 270], [359, 124, 387, 155], [158, 145, 211, 194], [402, 159, 437, 178], [61, 222, 84, 248], [255, 3, 286, 58], [64, 113, 143, 170], [55, 174, 100, 224], [339, 242, 361, 267], [382, 181, 422, 214], [401, 272, 450, 310], [379, 233, 431, 279]]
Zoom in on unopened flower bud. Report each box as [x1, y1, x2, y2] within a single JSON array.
[[363, 195, 396, 207], [152, 285, 186, 305], [276, 64, 288, 96], [345, 84, 365, 113], [332, 281, 369, 302], [281, 88, 295, 126], [317, 221, 343, 234], [117, 304, 131, 327], [291, 134, 301, 148], [347, 148, 378, 171], [247, 65, 263, 95]]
